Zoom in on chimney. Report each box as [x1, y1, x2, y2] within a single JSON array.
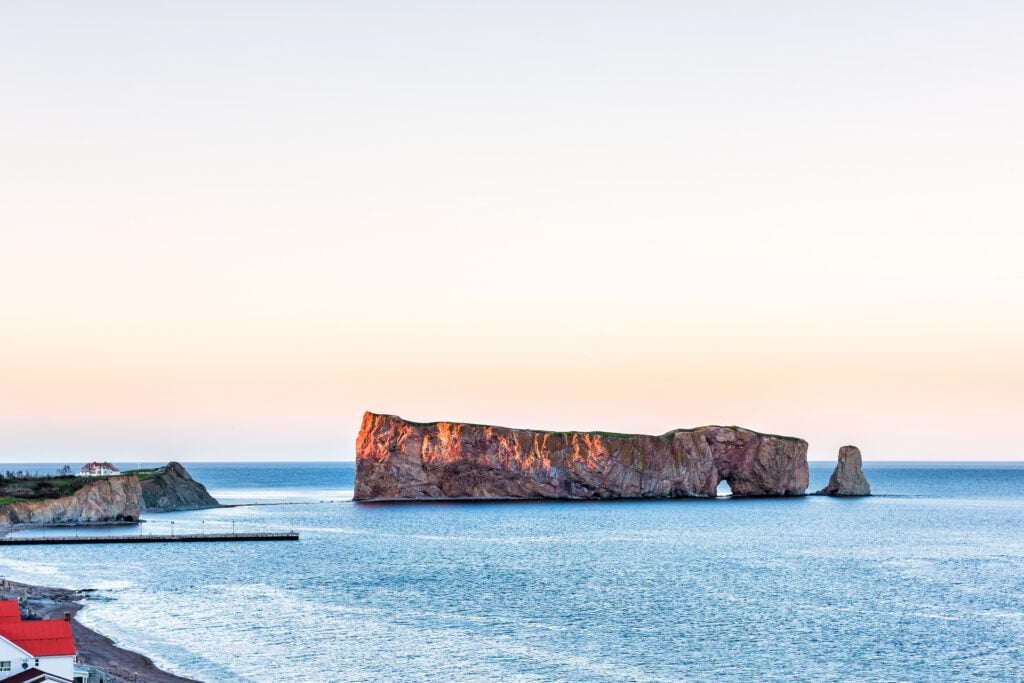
[[64, 612, 71, 622]]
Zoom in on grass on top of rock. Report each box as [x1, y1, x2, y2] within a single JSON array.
[[400, 416, 662, 440], [0, 473, 131, 506], [661, 427, 803, 443], [0, 476, 90, 502], [722, 427, 804, 443], [122, 467, 161, 480], [389, 415, 803, 443]]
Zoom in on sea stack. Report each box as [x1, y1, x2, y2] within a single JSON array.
[[817, 445, 871, 496], [354, 412, 809, 501], [140, 462, 221, 511]]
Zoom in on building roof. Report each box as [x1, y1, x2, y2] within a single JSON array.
[[0, 602, 75, 657], [0, 621, 76, 656], [0, 599, 22, 623], [0, 667, 73, 683], [79, 461, 119, 472]]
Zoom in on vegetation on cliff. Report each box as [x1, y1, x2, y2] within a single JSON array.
[[1, 462, 219, 526], [0, 476, 142, 526], [0, 471, 92, 503]]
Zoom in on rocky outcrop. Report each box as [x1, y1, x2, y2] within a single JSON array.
[[140, 462, 220, 511], [354, 412, 809, 501], [0, 477, 142, 526], [816, 445, 871, 496]]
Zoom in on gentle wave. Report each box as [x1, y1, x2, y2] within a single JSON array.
[[2, 463, 1023, 681]]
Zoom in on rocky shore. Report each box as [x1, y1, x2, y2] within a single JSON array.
[[0, 578, 201, 683], [0, 463, 219, 531]]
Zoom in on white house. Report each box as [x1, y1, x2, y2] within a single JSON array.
[[0, 601, 76, 682], [75, 462, 119, 478]]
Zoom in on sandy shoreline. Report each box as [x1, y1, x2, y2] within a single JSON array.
[[0, 578, 201, 683]]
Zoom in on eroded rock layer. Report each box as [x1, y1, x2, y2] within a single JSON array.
[[354, 412, 809, 501], [0, 476, 142, 526], [816, 445, 871, 496], [141, 462, 220, 511]]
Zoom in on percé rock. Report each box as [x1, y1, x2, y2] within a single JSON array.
[[0, 476, 142, 526], [141, 462, 220, 511], [354, 412, 809, 501], [816, 445, 871, 496]]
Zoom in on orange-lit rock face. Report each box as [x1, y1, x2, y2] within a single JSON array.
[[354, 413, 809, 501]]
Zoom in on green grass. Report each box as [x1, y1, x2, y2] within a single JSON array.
[[51, 477, 85, 495], [122, 468, 160, 480], [0, 474, 116, 503]]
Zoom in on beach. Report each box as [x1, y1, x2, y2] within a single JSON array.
[[0, 578, 200, 683]]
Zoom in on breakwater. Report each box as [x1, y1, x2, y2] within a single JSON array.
[[0, 531, 298, 545]]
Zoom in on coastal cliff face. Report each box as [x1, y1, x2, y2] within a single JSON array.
[[141, 462, 220, 511], [0, 476, 142, 526], [816, 445, 871, 496], [354, 412, 808, 501]]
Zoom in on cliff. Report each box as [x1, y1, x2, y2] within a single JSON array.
[[354, 412, 809, 501], [816, 445, 871, 496], [0, 476, 142, 526], [140, 462, 220, 511]]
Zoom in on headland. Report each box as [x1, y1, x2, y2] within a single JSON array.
[[0, 462, 220, 532]]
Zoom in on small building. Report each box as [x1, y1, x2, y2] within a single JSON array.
[[75, 463, 119, 478], [0, 600, 76, 682], [1, 667, 73, 683]]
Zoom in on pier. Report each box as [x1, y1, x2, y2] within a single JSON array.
[[0, 531, 299, 545]]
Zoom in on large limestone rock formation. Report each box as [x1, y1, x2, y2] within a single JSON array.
[[0, 476, 142, 526], [141, 462, 220, 511], [816, 445, 871, 496], [354, 412, 809, 501]]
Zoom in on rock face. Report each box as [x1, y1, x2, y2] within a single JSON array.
[[816, 445, 871, 496], [141, 462, 220, 511], [0, 476, 142, 526], [354, 412, 809, 501]]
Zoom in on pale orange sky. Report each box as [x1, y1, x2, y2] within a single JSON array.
[[1, 2, 1022, 461]]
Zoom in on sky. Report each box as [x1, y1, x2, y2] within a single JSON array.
[[1, 1, 1021, 462]]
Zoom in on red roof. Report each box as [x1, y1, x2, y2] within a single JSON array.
[[80, 461, 118, 472], [0, 599, 21, 623], [0, 668, 72, 683], [0, 612, 75, 657]]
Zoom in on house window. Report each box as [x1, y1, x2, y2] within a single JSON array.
[[0, 661, 10, 671], [35, 658, 40, 666]]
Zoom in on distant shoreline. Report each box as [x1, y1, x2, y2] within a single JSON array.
[[0, 577, 202, 683]]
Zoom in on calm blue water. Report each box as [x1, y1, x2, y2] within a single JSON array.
[[2, 462, 1023, 682]]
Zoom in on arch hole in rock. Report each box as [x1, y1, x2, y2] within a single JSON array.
[[716, 479, 733, 498]]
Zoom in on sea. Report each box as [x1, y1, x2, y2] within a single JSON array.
[[1, 462, 1023, 682]]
